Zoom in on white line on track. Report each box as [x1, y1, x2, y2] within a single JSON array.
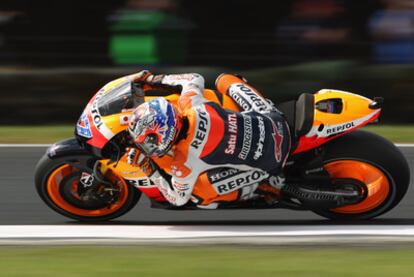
[[1, 225, 414, 240], [396, 143, 414, 147], [0, 144, 413, 147]]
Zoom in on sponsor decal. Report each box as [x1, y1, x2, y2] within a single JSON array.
[[271, 121, 284, 162], [253, 116, 266, 160], [173, 181, 190, 193], [81, 90, 114, 143], [76, 113, 93, 138], [127, 178, 154, 188], [305, 110, 381, 138], [80, 172, 94, 188], [158, 185, 177, 203], [326, 122, 355, 135], [224, 113, 238, 155], [229, 83, 268, 112], [213, 170, 268, 194], [90, 90, 105, 130], [47, 143, 60, 157], [167, 74, 197, 82], [208, 168, 241, 183], [120, 115, 130, 125], [228, 89, 252, 110], [190, 108, 209, 149], [238, 114, 252, 160]]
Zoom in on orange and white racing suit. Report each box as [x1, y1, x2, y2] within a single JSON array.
[[148, 73, 291, 207]]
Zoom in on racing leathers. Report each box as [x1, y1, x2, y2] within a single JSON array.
[[137, 73, 291, 207]]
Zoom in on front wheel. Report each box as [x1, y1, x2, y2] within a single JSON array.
[[313, 131, 410, 220], [35, 154, 141, 222]]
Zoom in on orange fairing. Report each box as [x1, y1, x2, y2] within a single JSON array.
[[192, 173, 239, 205], [324, 160, 390, 214], [47, 164, 129, 217], [294, 89, 381, 154], [105, 155, 167, 202]]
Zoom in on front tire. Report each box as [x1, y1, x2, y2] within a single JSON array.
[[313, 131, 410, 220], [35, 154, 141, 222]]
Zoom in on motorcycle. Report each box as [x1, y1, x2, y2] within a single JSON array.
[[34, 73, 411, 221]]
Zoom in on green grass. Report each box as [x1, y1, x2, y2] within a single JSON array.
[[0, 125, 413, 143], [0, 246, 414, 277], [0, 125, 74, 143], [362, 125, 414, 143]]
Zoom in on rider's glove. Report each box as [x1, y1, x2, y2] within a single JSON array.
[[146, 74, 165, 85], [127, 148, 173, 201], [131, 70, 153, 83], [126, 148, 157, 177], [146, 74, 185, 94]]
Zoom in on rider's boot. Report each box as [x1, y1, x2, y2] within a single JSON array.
[[255, 175, 286, 205]]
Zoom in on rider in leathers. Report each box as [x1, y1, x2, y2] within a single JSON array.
[[127, 71, 291, 208]]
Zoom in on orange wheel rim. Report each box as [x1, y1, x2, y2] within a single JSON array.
[[46, 164, 129, 217], [324, 160, 390, 214]]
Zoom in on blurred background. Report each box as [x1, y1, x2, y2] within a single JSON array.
[[0, 0, 413, 125]]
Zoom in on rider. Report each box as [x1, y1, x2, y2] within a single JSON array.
[[127, 70, 292, 207]]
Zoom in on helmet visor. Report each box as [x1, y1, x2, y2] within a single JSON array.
[[137, 134, 161, 156]]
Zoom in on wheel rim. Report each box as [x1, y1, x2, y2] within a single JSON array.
[[46, 164, 130, 217], [324, 160, 391, 214]]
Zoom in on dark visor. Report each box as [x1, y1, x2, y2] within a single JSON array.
[[137, 134, 159, 156]]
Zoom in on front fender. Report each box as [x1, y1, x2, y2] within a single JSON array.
[[47, 138, 92, 159]]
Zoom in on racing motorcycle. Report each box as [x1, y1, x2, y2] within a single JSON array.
[[34, 73, 411, 221]]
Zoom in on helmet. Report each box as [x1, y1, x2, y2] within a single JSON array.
[[128, 97, 181, 157]]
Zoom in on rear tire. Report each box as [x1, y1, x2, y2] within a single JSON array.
[[35, 153, 141, 222], [313, 131, 410, 220]]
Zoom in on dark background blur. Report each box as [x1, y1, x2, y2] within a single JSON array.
[[0, 0, 413, 124]]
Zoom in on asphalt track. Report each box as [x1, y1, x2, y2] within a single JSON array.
[[0, 146, 413, 226]]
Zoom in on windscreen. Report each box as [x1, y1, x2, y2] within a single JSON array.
[[97, 81, 145, 116]]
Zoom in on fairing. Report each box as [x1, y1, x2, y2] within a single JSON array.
[[76, 75, 142, 149], [293, 89, 382, 154]]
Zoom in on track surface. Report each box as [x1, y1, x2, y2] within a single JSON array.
[[0, 146, 413, 225]]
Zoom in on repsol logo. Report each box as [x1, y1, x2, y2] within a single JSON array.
[[128, 178, 153, 188], [326, 122, 355, 135], [214, 170, 267, 194], [191, 109, 209, 149]]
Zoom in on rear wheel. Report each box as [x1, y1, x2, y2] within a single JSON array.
[[313, 131, 410, 220], [35, 154, 141, 221]]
